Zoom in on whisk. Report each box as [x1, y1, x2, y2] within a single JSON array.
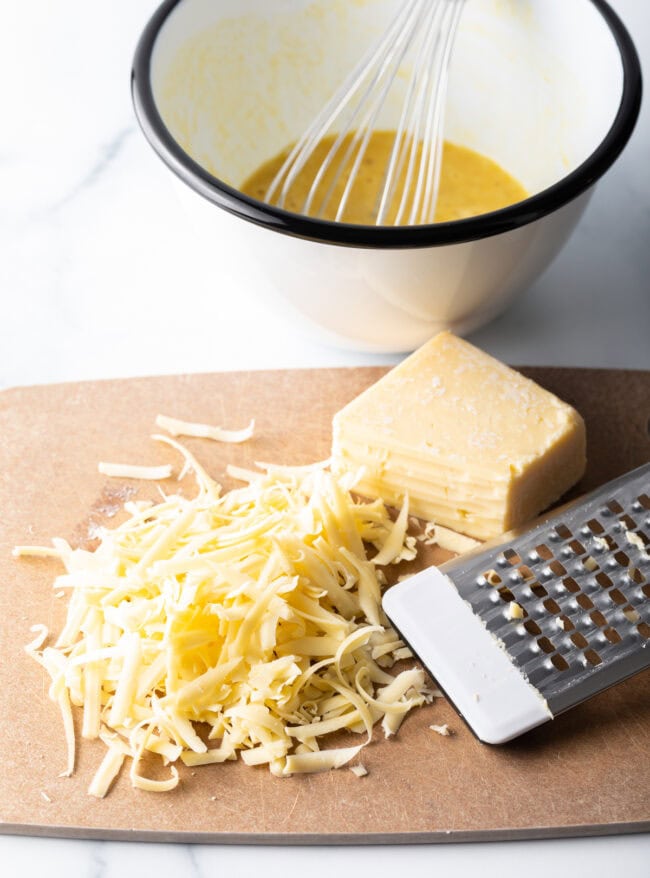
[[265, 0, 466, 227]]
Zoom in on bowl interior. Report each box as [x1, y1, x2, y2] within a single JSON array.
[[151, 0, 624, 201]]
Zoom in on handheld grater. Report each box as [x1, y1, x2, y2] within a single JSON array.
[[382, 463, 650, 744]]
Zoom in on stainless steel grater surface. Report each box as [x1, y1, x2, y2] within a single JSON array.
[[383, 463, 650, 744]]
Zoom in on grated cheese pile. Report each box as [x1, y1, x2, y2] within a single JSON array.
[[21, 435, 431, 796]]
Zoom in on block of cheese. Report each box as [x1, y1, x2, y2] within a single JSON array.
[[331, 332, 586, 540]]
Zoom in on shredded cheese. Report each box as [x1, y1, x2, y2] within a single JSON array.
[[13, 545, 64, 559], [626, 531, 646, 552], [88, 734, 125, 798], [419, 521, 481, 554], [583, 555, 599, 572], [21, 441, 430, 795], [156, 414, 255, 444], [98, 462, 173, 480], [507, 601, 524, 620]]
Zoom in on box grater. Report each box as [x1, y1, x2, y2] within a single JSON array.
[[383, 464, 650, 744]]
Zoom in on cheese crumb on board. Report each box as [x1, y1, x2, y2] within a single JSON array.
[[429, 723, 451, 736], [350, 764, 368, 777], [21, 440, 429, 795], [331, 332, 586, 540]]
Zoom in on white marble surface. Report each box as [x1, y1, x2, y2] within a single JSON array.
[[1, 0, 649, 874]]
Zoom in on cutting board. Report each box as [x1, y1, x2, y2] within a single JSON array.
[[0, 366, 648, 844]]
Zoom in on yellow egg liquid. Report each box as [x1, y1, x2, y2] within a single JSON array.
[[241, 131, 528, 225]]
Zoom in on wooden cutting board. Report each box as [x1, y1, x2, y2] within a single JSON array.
[[0, 366, 648, 844]]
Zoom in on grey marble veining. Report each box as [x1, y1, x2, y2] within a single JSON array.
[[1, 834, 650, 878], [43, 126, 137, 218]]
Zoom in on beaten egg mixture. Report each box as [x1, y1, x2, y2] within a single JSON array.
[[241, 130, 528, 224]]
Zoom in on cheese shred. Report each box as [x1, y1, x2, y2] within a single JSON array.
[[98, 462, 173, 480], [156, 414, 255, 444], [21, 440, 430, 795]]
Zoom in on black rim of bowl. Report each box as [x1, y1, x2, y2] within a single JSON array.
[[131, 0, 642, 250]]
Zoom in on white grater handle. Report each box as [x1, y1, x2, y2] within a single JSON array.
[[383, 567, 553, 744]]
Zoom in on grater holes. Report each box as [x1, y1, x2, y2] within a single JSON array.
[[505, 601, 527, 621], [562, 576, 581, 594], [636, 493, 650, 511], [543, 598, 561, 614], [550, 653, 569, 672], [626, 529, 649, 550], [628, 565, 644, 584], [503, 548, 522, 566], [589, 609, 607, 628], [534, 543, 554, 561], [622, 605, 641, 624], [595, 571, 613, 589], [530, 582, 548, 599], [456, 466, 650, 699], [554, 523, 572, 541], [568, 539, 586, 556], [481, 569, 502, 586], [583, 648, 603, 667], [603, 626, 622, 645], [596, 534, 618, 552], [614, 550, 631, 568], [576, 593, 594, 610], [609, 588, 627, 606], [586, 518, 605, 535], [607, 499, 624, 515], [619, 513, 637, 531]]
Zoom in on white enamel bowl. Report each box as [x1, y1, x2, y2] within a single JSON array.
[[132, 0, 641, 352]]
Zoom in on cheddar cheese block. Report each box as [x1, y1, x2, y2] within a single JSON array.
[[331, 332, 586, 540]]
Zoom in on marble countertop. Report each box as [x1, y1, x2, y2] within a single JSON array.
[[1, 0, 648, 874]]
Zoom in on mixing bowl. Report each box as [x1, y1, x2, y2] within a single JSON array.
[[132, 0, 641, 352]]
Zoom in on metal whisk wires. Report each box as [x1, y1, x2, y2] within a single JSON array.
[[265, 0, 466, 227]]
